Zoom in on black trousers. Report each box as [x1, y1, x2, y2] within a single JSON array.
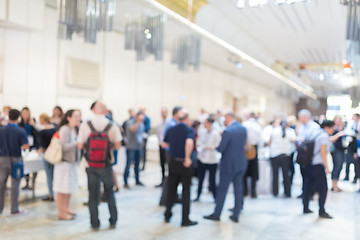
[[270, 154, 291, 197], [345, 151, 359, 180], [159, 146, 166, 182], [197, 161, 217, 199], [303, 164, 328, 214], [141, 138, 148, 170], [165, 161, 192, 222]]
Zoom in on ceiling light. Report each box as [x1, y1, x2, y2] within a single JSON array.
[[259, 0, 267, 5], [333, 73, 339, 80], [287, 0, 297, 4], [249, 0, 259, 7], [236, 62, 243, 69], [276, 0, 286, 5], [319, 73, 325, 81], [236, 0, 245, 8]]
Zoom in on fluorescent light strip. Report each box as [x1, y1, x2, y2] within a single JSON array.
[[145, 0, 317, 99]]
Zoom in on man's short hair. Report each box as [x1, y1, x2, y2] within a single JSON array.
[[9, 109, 20, 121], [298, 109, 311, 118], [137, 111, 145, 116], [90, 101, 98, 110], [178, 113, 188, 122], [225, 112, 236, 118], [172, 106, 182, 116], [320, 120, 334, 129], [354, 113, 360, 118], [249, 112, 256, 119]]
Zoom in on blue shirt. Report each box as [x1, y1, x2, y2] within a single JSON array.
[[312, 129, 330, 165], [144, 115, 151, 133], [297, 120, 320, 142], [0, 124, 28, 157], [164, 123, 195, 159]]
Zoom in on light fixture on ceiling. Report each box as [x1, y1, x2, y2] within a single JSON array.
[[236, 0, 307, 9], [236, 62, 243, 69], [287, 0, 297, 4], [236, 0, 245, 8], [319, 73, 324, 81], [249, 0, 259, 7], [276, 0, 286, 5]]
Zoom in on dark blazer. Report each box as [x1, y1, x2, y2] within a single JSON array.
[[217, 121, 247, 175]]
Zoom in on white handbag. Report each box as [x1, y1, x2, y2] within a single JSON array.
[[44, 132, 62, 164]]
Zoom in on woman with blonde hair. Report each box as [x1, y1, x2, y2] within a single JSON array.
[[38, 114, 57, 201]]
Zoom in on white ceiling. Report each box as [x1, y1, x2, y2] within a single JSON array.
[[196, 0, 347, 66]]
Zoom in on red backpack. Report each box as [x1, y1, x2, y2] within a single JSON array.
[[85, 121, 113, 168]]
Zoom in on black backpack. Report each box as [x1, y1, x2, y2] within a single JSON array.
[[296, 133, 322, 166]]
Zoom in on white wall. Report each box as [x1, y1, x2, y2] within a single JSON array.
[[0, 3, 296, 127]]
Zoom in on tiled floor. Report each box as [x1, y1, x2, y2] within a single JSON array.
[[0, 160, 359, 240]]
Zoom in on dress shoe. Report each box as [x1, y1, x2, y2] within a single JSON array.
[[319, 212, 333, 219], [203, 214, 220, 221], [193, 197, 200, 202], [136, 182, 145, 186], [124, 184, 130, 189], [229, 215, 239, 223], [303, 209, 313, 214], [91, 226, 100, 231], [343, 176, 349, 181], [42, 196, 54, 202], [297, 194, 303, 199], [181, 220, 198, 227], [164, 212, 172, 223], [155, 182, 163, 188], [352, 179, 358, 184], [109, 223, 116, 229]]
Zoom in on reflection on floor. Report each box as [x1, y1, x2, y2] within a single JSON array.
[[0, 161, 360, 240]]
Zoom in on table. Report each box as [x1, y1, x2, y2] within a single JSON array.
[[22, 151, 44, 198]]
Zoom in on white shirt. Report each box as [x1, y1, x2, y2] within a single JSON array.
[[157, 118, 170, 143], [78, 115, 122, 145], [297, 120, 320, 142], [197, 128, 221, 164], [269, 127, 296, 158], [243, 118, 262, 145]]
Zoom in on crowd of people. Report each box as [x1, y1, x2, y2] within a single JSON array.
[[0, 102, 359, 229]]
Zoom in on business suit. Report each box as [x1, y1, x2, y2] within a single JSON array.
[[211, 121, 248, 220]]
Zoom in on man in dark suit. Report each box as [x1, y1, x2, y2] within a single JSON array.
[[204, 112, 247, 223], [162, 109, 197, 227]]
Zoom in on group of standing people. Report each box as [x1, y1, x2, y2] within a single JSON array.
[[1, 102, 359, 229]]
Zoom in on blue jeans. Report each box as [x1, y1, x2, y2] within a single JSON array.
[[42, 156, 54, 196], [331, 149, 345, 180], [124, 149, 141, 184], [86, 167, 117, 228]]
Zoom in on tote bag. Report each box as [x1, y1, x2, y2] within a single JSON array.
[[44, 131, 62, 164]]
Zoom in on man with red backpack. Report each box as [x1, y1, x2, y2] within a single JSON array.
[[78, 101, 122, 230]]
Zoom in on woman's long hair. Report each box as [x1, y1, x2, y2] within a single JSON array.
[[57, 109, 75, 130]]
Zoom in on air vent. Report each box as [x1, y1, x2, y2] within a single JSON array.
[[66, 57, 100, 89]]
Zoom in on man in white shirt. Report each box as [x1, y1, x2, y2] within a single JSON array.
[[156, 107, 170, 187], [78, 101, 122, 230], [242, 112, 262, 198]]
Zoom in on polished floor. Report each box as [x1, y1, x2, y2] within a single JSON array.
[[0, 159, 360, 240]]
